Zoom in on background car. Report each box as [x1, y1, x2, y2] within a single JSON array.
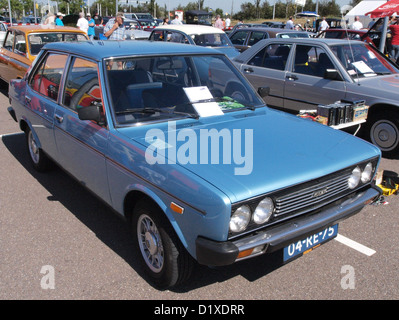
[[8, 40, 381, 289], [229, 26, 311, 52], [149, 24, 239, 59], [0, 22, 7, 47], [0, 25, 88, 84], [233, 37, 399, 157]]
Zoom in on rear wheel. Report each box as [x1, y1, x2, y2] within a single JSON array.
[[132, 200, 194, 288], [25, 127, 51, 172], [367, 110, 399, 158]]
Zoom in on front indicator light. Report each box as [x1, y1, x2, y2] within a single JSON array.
[[348, 166, 361, 189], [230, 205, 251, 233]]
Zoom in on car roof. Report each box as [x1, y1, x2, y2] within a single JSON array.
[[42, 40, 219, 60], [231, 27, 309, 36], [235, 37, 367, 61], [153, 24, 225, 34], [8, 25, 87, 34]]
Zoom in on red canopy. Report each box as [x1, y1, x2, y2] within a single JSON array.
[[366, 0, 399, 18]]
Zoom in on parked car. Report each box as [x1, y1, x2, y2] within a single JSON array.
[[0, 22, 7, 47], [8, 40, 381, 288], [262, 21, 286, 28], [229, 27, 310, 52], [149, 24, 240, 59], [0, 25, 88, 84], [233, 37, 399, 156], [21, 16, 41, 24]]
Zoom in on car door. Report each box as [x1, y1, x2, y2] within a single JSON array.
[[239, 42, 292, 108], [7, 31, 31, 80], [0, 29, 14, 82], [24, 51, 68, 161], [283, 44, 347, 112], [53, 56, 111, 204]]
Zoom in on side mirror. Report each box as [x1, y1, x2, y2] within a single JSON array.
[[77, 104, 104, 125], [324, 69, 343, 81], [258, 86, 270, 98]]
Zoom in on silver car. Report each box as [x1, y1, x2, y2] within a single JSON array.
[[234, 38, 399, 157]]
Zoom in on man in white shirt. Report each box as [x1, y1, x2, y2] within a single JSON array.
[[170, 15, 182, 25], [352, 16, 363, 30], [285, 16, 294, 29], [319, 17, 329, 32], [76, 12, 89, 34]]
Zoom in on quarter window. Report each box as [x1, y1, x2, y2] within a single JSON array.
[[63, 57, 101, 111], [29, 53, 68, 101], [4, 31, 14, 50]]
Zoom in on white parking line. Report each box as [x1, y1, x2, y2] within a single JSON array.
[[335, 234, 376, 256]]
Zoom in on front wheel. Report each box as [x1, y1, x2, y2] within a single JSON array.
[[366, 111, 399, 158], [132, 201, 194, 288]]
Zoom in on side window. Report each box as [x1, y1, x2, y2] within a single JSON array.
[[167, 31, 188, 44], [63, 57, 101, 111], [294, 45, 334, 77], [150, 30, 164, 41], [14, 34, 26, 56], [29, 53, 68, 101], [248, 31, 267, 46], [248, 43, 291, 71], [229, 30, 248, 45], [4, 31, 14, 50]]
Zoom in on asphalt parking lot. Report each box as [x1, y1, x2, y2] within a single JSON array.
[[1, 85, 398, 301]]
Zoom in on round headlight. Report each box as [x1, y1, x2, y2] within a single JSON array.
[[361, 162, 373, 183], [230, 205, 251, 233], [253, 197, 274, 224], [348, 166, 361, 189]]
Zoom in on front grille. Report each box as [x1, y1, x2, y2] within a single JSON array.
[[274, 170, 351, 219]]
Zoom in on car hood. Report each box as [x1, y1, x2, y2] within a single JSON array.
[[355, 74, 399, 100], [118, 107, 380, 203]]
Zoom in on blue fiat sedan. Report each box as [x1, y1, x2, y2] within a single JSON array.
[[8, 40, 381, 288]]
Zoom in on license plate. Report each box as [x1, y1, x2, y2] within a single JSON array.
[[283, 224, 338, 262]]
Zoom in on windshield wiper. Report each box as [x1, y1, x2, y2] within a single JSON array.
[[115, 107, 169, 115]]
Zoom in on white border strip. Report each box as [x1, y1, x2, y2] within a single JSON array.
[[335, 234, 376, 256]]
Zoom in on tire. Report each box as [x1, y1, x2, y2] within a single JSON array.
[[132, 200, 194, 288], [366, 110, 399, 158], [25, 127, 51, 172]]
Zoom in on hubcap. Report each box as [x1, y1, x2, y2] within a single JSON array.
[[28, 131, 40, 164], [371, 120, 399, 152], [137, 214, 164, 273]]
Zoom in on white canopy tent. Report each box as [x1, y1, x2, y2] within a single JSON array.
[[344, 0, 387, 27]]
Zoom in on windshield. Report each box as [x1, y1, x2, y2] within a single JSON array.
[[28, 33, 88, 55], [192, 33, 234, 47], [105, 54, 264, 125], [331, 43, 399, 78]]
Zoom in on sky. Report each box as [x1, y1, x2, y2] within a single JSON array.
[[154, 0, 354, 15]]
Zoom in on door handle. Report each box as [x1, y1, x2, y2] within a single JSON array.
[[286, 74, 298, 81], [55, 114, 63, 123], [25, 95, 31, 104], [244, 67, 254, 73]]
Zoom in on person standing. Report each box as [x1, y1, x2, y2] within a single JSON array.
[[352, 16, 363, 30], [103, 12, 126, 40], [77, 12, 89, 34], [55, 12, 65, 26], [214, 14, 223, 29], [389, 18, 399, 63], [87, 13, 95, 40], [285, 16, 294, 29], [44, 10, 55, 25], [94, 12, 103, 25], [162, 17, 169, 25], [225, 16, 231, 28], [170, 15, 182, 25], [319, 17, 329, 32]]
